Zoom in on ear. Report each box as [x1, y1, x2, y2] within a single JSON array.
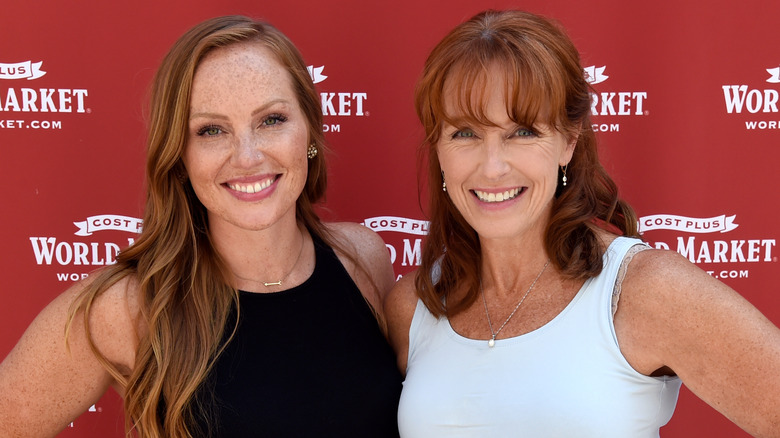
[[560, 125, 579, 166]]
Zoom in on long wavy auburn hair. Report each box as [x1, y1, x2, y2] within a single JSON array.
[[414, 10, 639, 318], [66, 16, 332, 437]]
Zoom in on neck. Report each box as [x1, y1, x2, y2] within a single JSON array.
[[479, 228, 549, 297], [210, 214, 307, 290]]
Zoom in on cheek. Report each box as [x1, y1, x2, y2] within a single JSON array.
[[290, 157, 308, 185], [182, 155, 210, 184], [183, 142, 230, 175], [279, 147, 310, 192], [185, 165, 213, 203], [436, 149, 465, 179]]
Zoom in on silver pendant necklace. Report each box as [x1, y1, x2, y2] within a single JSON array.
[[480, 259, 550, 348]]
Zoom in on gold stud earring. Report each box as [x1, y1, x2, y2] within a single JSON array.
[[307, 143, 318, 159]]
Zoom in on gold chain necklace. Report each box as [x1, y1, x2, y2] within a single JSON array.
[[232, 231, 305, 288], [262, 232, 305, 287], [480, 259, 550, 348]]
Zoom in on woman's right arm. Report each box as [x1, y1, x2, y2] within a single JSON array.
[[0, 277, 138, 437], [384, 272, 419, 375]]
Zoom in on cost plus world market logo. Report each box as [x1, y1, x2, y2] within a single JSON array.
[[639, 213, 776, 280], [584, 65, 648, 134], [1, 60, 90, 130], [307, 65, 367, 134], [29, 214, 141, 282], [722, 65, 780, 130], [362, 215, 429, 279], [0, 61, 46, 80]]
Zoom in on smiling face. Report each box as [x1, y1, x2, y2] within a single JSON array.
[[182, 41, 310, 234], [436, 68, 575, 243]]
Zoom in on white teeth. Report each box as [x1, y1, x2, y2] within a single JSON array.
[[474, 188, 521, 203], [228, 177, 275, 194]]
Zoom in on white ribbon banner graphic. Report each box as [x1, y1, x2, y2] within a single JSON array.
[[74, 215, 143, 236], [362, 216, 430, 235], [0, 61, 46, 80], [638, 214, 739, 234]]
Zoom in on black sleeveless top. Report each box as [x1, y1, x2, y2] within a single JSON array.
[[192, 238, 402, 437]]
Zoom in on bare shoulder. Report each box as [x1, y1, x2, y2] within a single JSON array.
[[383, 271, 420, 374], [326, 221, 388, 258], [618, 244, 769, 353], [384, 271, 420, 316], [618, 246, 737, 337], [0, 271, 141, 436], [85, 274, 144, 373], [616, 247, 780, 434], [620, 244, 727, 301], [325, 222, 395, 309], [28, 272, 141, 370]]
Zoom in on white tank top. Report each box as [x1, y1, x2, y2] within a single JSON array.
[[398, 237, 681, 437]]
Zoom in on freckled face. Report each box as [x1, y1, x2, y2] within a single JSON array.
[[183, 41, 309, 233], [436, 70, 575, 242]]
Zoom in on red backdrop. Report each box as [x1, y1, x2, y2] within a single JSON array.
[[1, 1, 777, 436]]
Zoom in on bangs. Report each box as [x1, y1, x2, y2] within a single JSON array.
[[419, 29, 570, 145]]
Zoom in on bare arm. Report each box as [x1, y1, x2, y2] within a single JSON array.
[[384, 273, 419, 374], [0, 278, 138, 437], [616, 249, 780, 437], [328, 222, 396, 324]]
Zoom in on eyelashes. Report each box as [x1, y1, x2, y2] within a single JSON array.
[[196, 124, 222, 136], [448, 126, 539, 140], [261, 113, 288, 126], [194, 113, 289, 137], [451, 129, 476, 139], [514, 127, 538, 137]]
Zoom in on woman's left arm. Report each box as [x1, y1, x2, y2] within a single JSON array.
[[616, 249, 780, 437]]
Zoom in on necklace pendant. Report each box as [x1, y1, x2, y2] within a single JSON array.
[[263, 280, 282, 287], [488, 337, 496, 348]]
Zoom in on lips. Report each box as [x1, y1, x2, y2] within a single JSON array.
[[472, 187, 523, 203], [226, 175, 278, 194]]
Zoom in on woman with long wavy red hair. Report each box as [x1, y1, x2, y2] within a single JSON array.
[[0, 16, 401, 437]]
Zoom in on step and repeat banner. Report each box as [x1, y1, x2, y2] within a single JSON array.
[[1, 0, 777, 436]]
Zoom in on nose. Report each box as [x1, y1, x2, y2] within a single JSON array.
[[231, 132, 264, 168], [481, 134, 510, 180]]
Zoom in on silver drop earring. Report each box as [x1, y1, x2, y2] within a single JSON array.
[[441, 170, 447, 192], [561, 164, 568, 187]]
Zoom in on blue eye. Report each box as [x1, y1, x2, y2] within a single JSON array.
[[514, 127, 536, 137], [197, 125, 222, 136], [452, 129, 475, 139]]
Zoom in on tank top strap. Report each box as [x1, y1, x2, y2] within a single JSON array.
[[309, 232, 353, 286], [610, 238, 652, 315], [580, 236, 652, 354]]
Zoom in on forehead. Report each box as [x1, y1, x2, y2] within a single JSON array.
[[190, 41, 295, 106]]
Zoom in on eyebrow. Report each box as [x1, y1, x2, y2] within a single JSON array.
[[189, 98, 292, 121]]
